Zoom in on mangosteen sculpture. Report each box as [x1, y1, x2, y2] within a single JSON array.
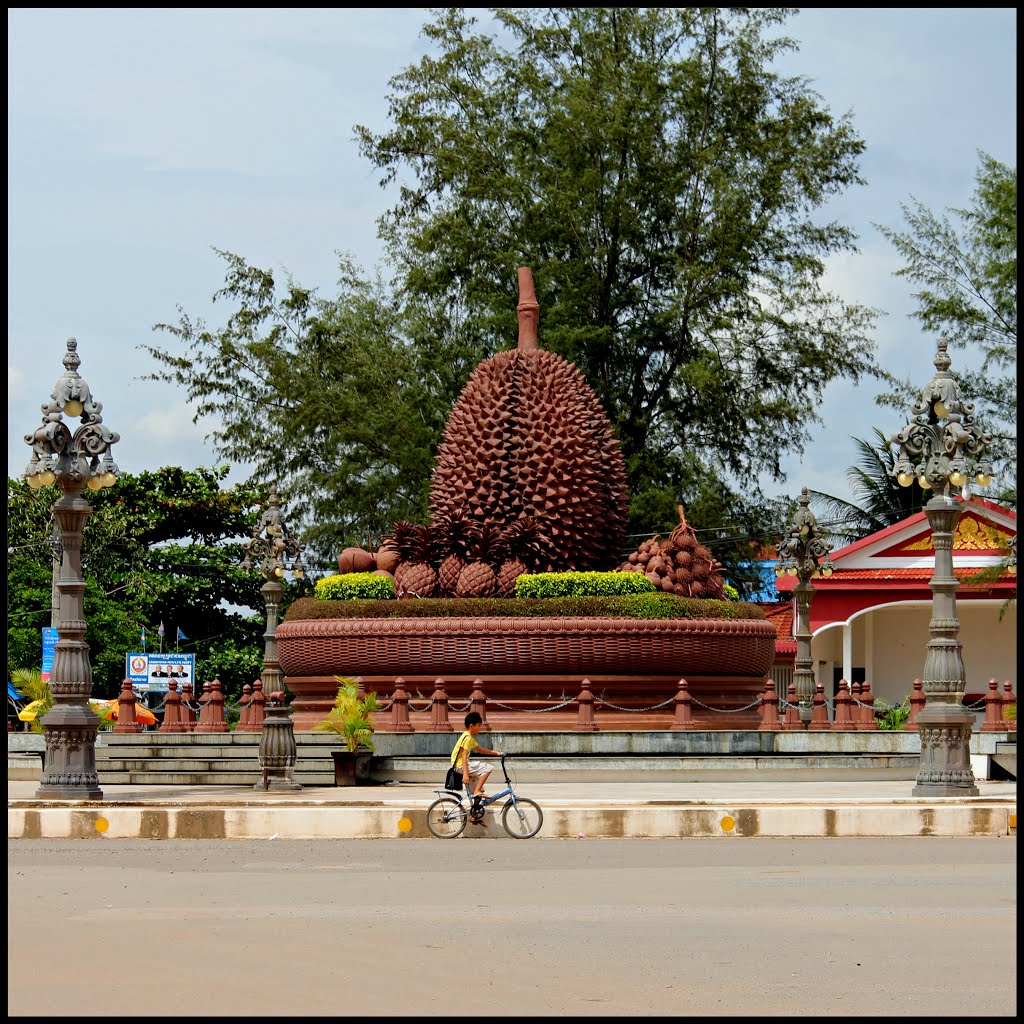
[[377, 267, 629, 597]]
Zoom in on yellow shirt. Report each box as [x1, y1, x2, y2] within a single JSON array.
[[451, 730, 479, 767]]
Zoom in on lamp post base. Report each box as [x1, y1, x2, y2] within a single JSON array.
[[912, 705, 979, 797], [253, 773, 303, 792], [255, 699, 302, 792], [35, 707, 104, 800]]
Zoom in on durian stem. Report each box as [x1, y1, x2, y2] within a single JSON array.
[[517, 266, 540, 350]]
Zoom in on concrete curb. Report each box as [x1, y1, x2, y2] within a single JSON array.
[[9, 797, 1016, 840]]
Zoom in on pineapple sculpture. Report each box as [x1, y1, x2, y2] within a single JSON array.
[[454, 522, 500, 599], [389, 520, 438, 598], [432, 509, 476, 597], [346, 267, 630, 597], [494, 516, 548, 597], [617, 505, 726, 600]]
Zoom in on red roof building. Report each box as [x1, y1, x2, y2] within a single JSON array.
[[762, 496, 1016, 708]]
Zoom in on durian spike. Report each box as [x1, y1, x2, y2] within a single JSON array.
[[517, 266, 540, 351]]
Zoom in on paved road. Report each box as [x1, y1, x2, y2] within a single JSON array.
[[8, 837, 1016, 1017]]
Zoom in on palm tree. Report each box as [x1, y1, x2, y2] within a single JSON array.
[[808, 428, 928, 544]]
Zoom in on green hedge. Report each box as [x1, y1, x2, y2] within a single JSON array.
[[515, 571, 657, 599], [285, 592, 765, 623], [314, 573, 396, 601]]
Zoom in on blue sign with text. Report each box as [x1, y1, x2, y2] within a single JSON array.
[[41, 627, 59, 682]]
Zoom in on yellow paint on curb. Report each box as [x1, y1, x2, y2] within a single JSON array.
[[95, 817, 109, 834], [1009, 813, 1016, 830], [397, 816, 412, 833], [720, 815, 735, 832]]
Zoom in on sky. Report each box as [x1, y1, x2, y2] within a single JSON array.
[[7, 8, 1018, 519]]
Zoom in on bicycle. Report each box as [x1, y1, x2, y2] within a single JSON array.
[[426, 755, 543, 839]]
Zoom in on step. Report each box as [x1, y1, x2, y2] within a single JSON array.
[[992, 742, 1016, 780], [88, 752, 923, 787]]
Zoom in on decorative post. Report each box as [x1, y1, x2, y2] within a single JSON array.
[[809, 684, 831, 731], [22, 338, 120, 799], [241, 486, 306, 789], [891, 337, 994, 796], [113, 677, 141, 734], [426, 678, 453, 732], [389, 678, 415, 733], [574, 680, 599, 732], [469, 681, 490, 729], [758, 679, 781, 730], [670, 679, 697, 731], [979, 679, 1005, 733], [775, 488, 834, 728], [904, 679, 925, 732], [832, 680, 853, 730]]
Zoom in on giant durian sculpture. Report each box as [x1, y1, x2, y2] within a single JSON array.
[[372, 268, 629, 597]]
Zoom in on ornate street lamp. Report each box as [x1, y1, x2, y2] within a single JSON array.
[[891, 337, 993, 796], [775, 487, 834, 727], [23, 338, 120, 799], [241, 484, 306, 790], [241, 484, 306, 696]]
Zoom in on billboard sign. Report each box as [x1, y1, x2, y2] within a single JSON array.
[[125, 652, 196, 692]]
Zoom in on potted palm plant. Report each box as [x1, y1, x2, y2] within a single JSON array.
[[313, 676, 380, 785]]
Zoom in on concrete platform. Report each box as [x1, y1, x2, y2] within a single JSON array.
[[8, 777, 1016, 840]]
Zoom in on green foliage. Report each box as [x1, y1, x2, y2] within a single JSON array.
[[722, 583, 740, 602], [6, 467, 284, 703], [874, 698, 911, 732], [144, 252, 447, 567], [875, 152, 1016, 503], [285, 593, 765, 623], [198, 640, 264, 706], [315, 573, 396, 601], [312, 677, 381, 752], [10, 668, 51, 735], [515, 571, 656, 599], [1003, 702, 1016, 722]]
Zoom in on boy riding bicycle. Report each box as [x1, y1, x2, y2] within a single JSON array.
[[451, 711, 503, 825]]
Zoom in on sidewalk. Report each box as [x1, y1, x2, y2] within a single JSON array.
[[8, 777, 1017, 840]]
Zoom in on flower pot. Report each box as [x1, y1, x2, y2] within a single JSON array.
[[331, 748, 374, 786]]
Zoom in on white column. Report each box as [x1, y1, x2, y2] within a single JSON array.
[[843, 622, 853, 686], [863, 614, 874, 686]]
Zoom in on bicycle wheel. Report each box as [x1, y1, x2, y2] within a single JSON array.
[[426, 795, 468, 839], [501, 797, 543, 839]]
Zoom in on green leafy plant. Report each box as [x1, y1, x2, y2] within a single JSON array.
[[874, 698, 911, 731], [315, 573, 396, 601], [10, 668, 52, 735], [285, 592, 766, 623], [515, 571, 657, 599], [1002, 702, 1016, 722], [722, 583, 740, 601], [312, 676, 381, 752]]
